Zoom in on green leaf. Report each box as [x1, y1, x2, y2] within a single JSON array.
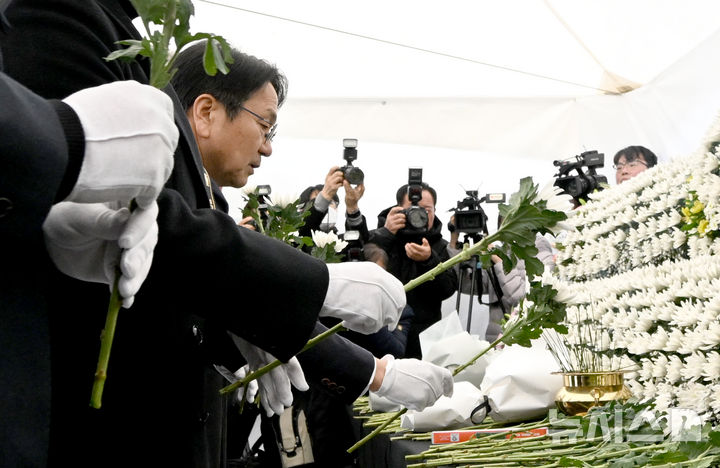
[[105, 39, 153, 62], [211, 40, 229, 75], [202, 38, 218, 75], [130, 0, 171, 24]]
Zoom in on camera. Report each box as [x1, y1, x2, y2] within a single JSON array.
[[553, 150, 608, 201], [342, 230, 364, 262], [399, 167, 428, 236], [340, 138, 364, 185], [248, 184, 271, 230], [452, 190, 506, 236]]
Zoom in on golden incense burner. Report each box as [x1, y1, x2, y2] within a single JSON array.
[[555, 371, 633, 416]]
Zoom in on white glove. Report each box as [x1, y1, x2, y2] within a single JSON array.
[[62, 80, 177, 208], [372, 355, 454, 412], [319, 262, 405, 334], [229, 333, 309, 417], [232, 366, 259, 405], [213, 364, 259, 405], [42, 201, 159, 308]]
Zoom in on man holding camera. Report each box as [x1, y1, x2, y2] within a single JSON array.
[[298, 172, 369, 242], [370, 179, 458, 359]]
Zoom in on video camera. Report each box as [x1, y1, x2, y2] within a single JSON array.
[[340, 138, 364, 185], [399, 167, 428, 236], [553, 150, 608, 201], [451, 190, 506, 236]]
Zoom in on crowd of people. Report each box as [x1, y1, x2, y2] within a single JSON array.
[[1, 1, 661, 467]]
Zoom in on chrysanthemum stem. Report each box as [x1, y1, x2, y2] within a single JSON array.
[[90, 274, 122, 409]]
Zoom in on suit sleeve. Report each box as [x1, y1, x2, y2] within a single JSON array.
[[297, 323, 376, 403], [0, 73, 70, 244]]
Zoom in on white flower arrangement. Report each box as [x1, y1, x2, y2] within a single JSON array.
[[310, 230, 348, 253], [547, 113, 720, 421]]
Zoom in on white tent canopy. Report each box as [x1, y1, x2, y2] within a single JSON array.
[[188, 0, 720, 227]]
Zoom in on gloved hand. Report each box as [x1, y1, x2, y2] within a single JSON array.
[[42, 201, 159, 308], [229, 333, 309, 417], [233, 366, 259, 405], [213, 364, 259, 405], [62, 80, 177, 208], [319, 262, 405, 334], [372, 355, 454, 412]]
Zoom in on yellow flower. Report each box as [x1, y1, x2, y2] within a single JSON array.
[[691, 200, 705, 214], [698, 219, 709, 235], [682, 207, 692, 218]]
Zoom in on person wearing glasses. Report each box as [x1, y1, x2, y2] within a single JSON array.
[[613, 145, 658, 184], [171, 41, 452, 468], [2, 2, 453, 467]]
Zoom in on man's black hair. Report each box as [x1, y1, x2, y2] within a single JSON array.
[[613, 145, 658, 168], [395, 182, 437, 206], [171, 40, 288, 118]]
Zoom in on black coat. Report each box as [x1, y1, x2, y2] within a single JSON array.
[[0, 53, 88, 468], [0, 1, 378, 467], [369, 207, 457, 358]]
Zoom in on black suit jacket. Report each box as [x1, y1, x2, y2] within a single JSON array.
[[0, 5, 90, 463], [2, 1, 374, 466], [0, 73, 84, 468]]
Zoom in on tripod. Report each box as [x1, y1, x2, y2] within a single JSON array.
[[454, 232, 484, 333]]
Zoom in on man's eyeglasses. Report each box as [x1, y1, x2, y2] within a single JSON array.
[[239, 105, 277, 143], [613, 160, 647, 171]]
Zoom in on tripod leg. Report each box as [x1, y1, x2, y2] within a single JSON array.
[[466, 257, 479, 333]]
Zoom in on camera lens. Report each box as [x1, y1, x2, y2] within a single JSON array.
[[343, 166, 364, 185], [406, 206, 428, 229]]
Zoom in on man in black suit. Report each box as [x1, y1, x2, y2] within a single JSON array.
[[1, 4, 181, 465], [1, 1, 453, 466]]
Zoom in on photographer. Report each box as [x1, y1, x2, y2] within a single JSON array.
[[298, 165, 370, 241], [370, 181, 458, 359], [613, 145, 657, 184]]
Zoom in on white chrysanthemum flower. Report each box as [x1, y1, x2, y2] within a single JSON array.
[[666, 355, 684, 384], [268, 191, 299, 208], [705, 296, 720, 319], [702, 322, 720, 348], [680, 352, 707, 382], [678, 329, 706, 355], [552, 282, 576, 304], [663, 328, 684, 353], [651, 354, 669, 378], [676, 382, 711, 414], [240, 184, 257, 196], [534, 182, 575, 213], [638, 379, 656, 401], [654, 383, 675, 412], [702, 351, 720, 381], [671, 300, 704, 327], [708, 384, 720, 415], [672, 229, 687, 249], [648, 327, 669, 351], [639, 359, 654, 380], [627, 332, 651, 355], [311, 230, 348, 252]]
